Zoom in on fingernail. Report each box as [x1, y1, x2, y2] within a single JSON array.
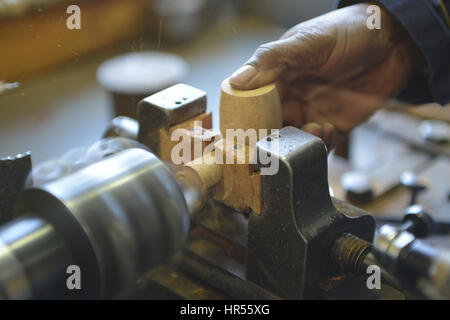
[[229, 65, 257, 87]]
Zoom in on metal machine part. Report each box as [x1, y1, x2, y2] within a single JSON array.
[[400, 171, 430, 206], [144, 127, 379, 300], [332, 218, 450, 299], [0, 148, 190, 299], [246, 127, 375, 299], [401, 205, 434, 238], [331, 233, 403, 292], [332, 204, 435, 280], [0, 152, 32, 223], [168, 164, 204, 216], [3, 82, 448, 300], [103, 116, 139, 141], [0, 216, 73, 299], [30, 137, 147, 185], [418, 120, 450, 144], [137, 83, 207, 156], [341, 151, 429, 204], [374, 225, 450, 299]]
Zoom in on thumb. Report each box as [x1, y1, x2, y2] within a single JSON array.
[[229, 38, 295, 90]]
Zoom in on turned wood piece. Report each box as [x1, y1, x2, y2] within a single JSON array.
[[185, 152, 223, 193], [213, 140, 262, 214], [180, 79, 282, 214], [159, 112, 212, 161], [219, 78, 282, 140]]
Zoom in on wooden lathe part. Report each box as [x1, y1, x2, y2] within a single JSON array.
[[219, 78, 282, 140], [179, 78, 283, 214], [185, 152, 223, 194]]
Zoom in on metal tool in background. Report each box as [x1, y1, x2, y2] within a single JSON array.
[[368, 110, 450, 157], [340, 150, 430, 204], [419, 120, 450, 144], [340, 114, 449, 224], [103, 116, 139, 141]]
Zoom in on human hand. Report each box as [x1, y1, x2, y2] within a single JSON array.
[[229, 3, 421, 150]]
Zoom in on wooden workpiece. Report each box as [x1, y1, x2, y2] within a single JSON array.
[[215, 78, 282, 213], [220, 78, 282, 140], [181, 78, 283, 214], [159, 112, 213, 162], [213, 140, 262, 214], [185, 151, 223, 194]]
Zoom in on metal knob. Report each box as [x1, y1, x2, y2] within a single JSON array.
[[400, 171, 429, 206], [401, 205, 434, 238]]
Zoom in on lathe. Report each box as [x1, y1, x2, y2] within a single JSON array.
[[0, 81, 449, 300]]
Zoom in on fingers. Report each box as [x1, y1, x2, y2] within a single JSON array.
[[229, 15, 339, 90], [229, 29, 335, 90], [302, 122, 337, 152], [281, 99, 304, 127], [280, 97, 337, 152], [229, 39, 291, 90]]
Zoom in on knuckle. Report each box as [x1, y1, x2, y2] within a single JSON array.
[[249, 41, 289, 72], [248, 43, 277, 65], [289, 26, 337, 70]]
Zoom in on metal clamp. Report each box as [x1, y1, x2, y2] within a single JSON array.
[[247, 126, 375, 299]]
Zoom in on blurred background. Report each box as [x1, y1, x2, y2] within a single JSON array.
[[0, 0, 448, 225], [0, 0, 335, 163]]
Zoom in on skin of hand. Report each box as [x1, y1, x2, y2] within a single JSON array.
[[229, 3, 422, 150]]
